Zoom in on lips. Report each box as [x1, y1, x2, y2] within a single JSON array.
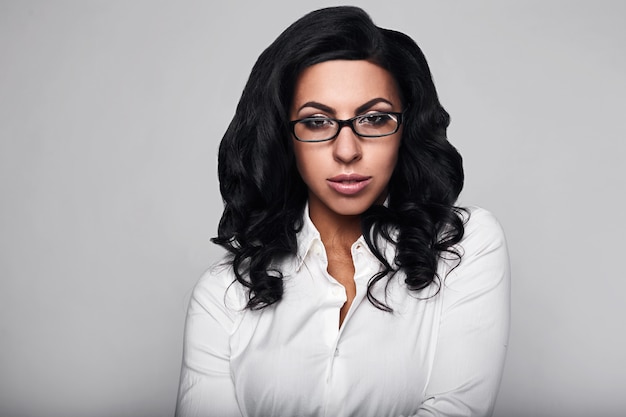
[[326, 174, 372, 195]]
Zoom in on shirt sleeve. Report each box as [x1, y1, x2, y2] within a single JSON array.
[[415, 208, 511, 417], [175, 266, 244, 417]]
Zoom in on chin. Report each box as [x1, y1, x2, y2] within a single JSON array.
[[327, 198, 378, 217]]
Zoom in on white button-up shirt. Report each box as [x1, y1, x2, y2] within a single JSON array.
[[176, 206, 510, 417]]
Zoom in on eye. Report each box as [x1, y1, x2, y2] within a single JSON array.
[[299, 117, 336, 131], [357, 112, 395, 127]]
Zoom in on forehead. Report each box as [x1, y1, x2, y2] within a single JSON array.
[[291, 60, 401, 112]]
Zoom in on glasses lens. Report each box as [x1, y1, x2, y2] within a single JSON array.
[[293, 113, 400, 141], [294, 118, 338, 142], [353, 113, 399, 137]]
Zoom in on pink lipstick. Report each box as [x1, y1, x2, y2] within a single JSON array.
[[327, 174, 372, 195]]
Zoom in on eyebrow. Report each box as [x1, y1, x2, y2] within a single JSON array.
[[297, 97, 395, 115]]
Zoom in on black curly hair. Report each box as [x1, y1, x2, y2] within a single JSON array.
[[212, 6, 466, 311]]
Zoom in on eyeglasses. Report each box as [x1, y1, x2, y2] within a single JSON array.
[[289, 111, 404, 142]]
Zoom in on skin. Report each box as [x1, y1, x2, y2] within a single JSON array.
[[290, 60, 403, 327]]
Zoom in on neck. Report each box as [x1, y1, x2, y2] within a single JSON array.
[[308, 202, 362, 256]]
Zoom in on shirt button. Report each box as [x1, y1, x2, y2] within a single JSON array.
[[334, 348, 340, 357], [331, 287, 343, 297]]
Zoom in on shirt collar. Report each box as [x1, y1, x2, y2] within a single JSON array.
[[292, 202, 397, 272], [294, 202, 323, 272]]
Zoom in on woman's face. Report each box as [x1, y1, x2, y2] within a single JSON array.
[[290, 59, 403, 218]]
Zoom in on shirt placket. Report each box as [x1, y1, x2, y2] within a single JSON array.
[[322, 239, 377, 416]]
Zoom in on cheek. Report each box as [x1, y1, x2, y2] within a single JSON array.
[[292, 143, 304, 170], [379, 141, 401, 173], [292, 143, 315, 183]]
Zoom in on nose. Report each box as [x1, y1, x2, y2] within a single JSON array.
[[332, 124, 362, 164]]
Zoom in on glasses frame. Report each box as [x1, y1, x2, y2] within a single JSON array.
[[289, 111, 404, 143]]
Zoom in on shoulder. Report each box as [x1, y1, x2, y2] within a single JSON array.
[[188, 257, 248, 326], [461, 206, 507, 251], [442, 206, 510, 291]]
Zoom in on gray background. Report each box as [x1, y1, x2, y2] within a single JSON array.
[[1, 1, 625, 416]]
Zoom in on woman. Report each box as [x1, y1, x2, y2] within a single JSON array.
[[176, 6, 509, 417]]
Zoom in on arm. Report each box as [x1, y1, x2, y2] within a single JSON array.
[[175, 268, 244, 417], [416, 208, 511, 417]]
